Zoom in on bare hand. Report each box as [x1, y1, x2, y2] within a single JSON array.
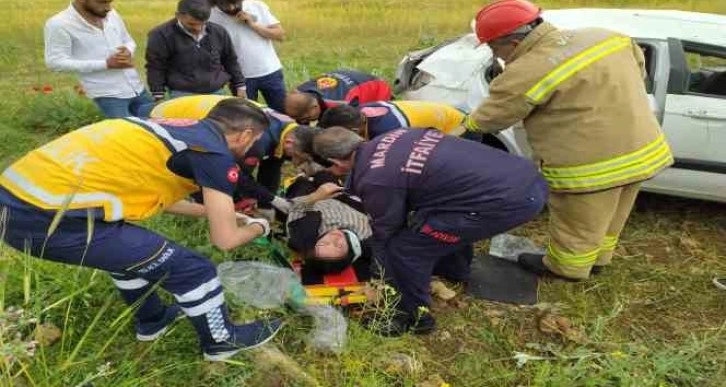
[[106, 55, 133, 69], [236, 87, 247, 99], [313, 183, 344, 201], [236, 11, 255, 23], [107, 46, 133, 69]]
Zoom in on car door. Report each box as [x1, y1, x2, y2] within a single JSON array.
[[662, 38, 726, 168]]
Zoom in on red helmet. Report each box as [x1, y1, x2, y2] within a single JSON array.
[[475, 0, 542, 43]]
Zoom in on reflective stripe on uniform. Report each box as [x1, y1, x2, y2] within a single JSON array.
[[463, 114, 480, 131], [0, 167, 125, 221], [525, 36, 632, 104], [378, 101, 410, 128], [547, 242, 599, 267], [542, 135, 673, 190], [112, 277, 150, 290], [125, 117, 188, 152], [600, 235, 619, 252]]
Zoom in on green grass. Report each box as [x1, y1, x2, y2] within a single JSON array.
[[2, 0, 726, 386]]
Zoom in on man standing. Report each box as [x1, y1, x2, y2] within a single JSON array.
[[44, 0, 153, 118], [210, 0, 287, 112], [313, 127, 547, 336], [146, 0, 246, 101], [0, 99, 282, 361], [285, 69, 393, 124], [460, 0, 673, 280]]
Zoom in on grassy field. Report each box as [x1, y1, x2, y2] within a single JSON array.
[[1, 0, 726, 386]]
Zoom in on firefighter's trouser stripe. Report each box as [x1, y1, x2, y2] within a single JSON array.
[[547, 242, 600, 267], [541, 135, 672, 190], [526, 36, 632, 104], [601, 235, 619, 252]]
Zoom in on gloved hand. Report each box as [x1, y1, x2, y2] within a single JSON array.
[[271, 196, 292, 214], [245, 216, 271, 237]]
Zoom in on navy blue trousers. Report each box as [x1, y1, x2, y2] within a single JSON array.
[[381, 179, 548, 315], [0, 200, 225, 321]]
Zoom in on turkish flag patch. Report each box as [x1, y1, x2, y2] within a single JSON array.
[[227, 166, 240, 183]]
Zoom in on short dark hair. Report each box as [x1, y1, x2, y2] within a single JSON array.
[[207, 99, 270, 134], [177, 0, 211, 21], [318, 104, 364, 129], [213, 0, 239, 6]]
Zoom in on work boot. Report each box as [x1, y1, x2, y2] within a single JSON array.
[[187, 305, 284, 361], [517, 253, 549, 275], [590, 265, 605, 275], [363, 309, 436, 337], [517, 253, 578, 281], [136, 304, 184, 342]]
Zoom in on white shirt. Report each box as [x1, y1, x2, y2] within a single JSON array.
[[44, 5, 145, 99], [209, 1, 282, 78]]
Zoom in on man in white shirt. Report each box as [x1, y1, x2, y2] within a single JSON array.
[[44, 0, 153, 118], [210, 0, 286, 112]]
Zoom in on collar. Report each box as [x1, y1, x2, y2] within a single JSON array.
[[69, 2, 107, 30], [176, 20, 207, 42], [508, 21, 557, 63]]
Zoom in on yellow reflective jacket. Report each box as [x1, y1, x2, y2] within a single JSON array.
[[465, 22, 673, 193], [0, 119, 219, 221]]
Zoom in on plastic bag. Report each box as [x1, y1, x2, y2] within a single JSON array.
[[217, 261, 347, 353], [218, 261, 307, 309], [489, 234, 545, 262], [302, 305, 347, 354]]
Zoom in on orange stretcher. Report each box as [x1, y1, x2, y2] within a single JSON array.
[[290, 255, 368, 306]]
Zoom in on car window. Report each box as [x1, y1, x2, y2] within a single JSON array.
[[684, 48, 726, 96], [637, 43, 656, 93]]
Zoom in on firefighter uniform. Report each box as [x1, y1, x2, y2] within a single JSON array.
[[358, 101, 466, 139], [464, 22, 674, 279], [348, 128, 547, 322], [151, 95, 298, 203], [296, 69, 393, 115]]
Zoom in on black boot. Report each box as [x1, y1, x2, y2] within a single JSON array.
[[363, 309, 436, 337], [517, 253, 550, 275], [517, 253, 578, 281]]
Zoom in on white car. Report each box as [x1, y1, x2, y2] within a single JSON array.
[[394, 9, 726, 203]]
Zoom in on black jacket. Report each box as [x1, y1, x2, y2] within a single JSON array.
[[145, 19, 245, 97]]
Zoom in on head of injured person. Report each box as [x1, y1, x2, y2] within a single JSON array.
[[312, 126, 364, 176], [304, 229, 364, 274]]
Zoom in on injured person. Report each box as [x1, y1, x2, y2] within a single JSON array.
[[284, 180, 373, 280]]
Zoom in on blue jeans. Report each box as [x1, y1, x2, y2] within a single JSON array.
[[245, 69, 286, 112], [169, 88, 226, 99], [94, 90, 154, 118]]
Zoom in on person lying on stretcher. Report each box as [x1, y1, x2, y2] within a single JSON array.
[[284, 179, 373, 279]]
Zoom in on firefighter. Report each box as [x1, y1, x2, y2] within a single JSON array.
[[313, 127, 547, 336], [0, 99, 283, 361], [318, 100, 467, 139], [459, 0, 674, 280], [150, 94, 302, 216], [284, 69, 393, 124]]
